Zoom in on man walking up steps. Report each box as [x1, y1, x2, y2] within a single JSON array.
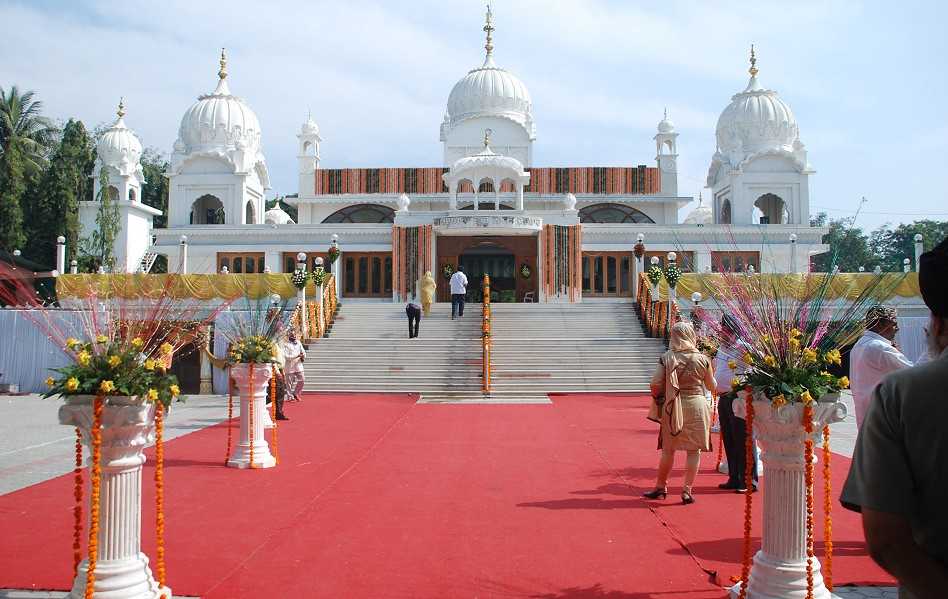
[[450, 265, 468, 320]]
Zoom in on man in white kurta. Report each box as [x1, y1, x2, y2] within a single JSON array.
[[850, 305, 913, 428]]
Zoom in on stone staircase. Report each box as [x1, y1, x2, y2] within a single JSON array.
[[302, 301, 666, 402]]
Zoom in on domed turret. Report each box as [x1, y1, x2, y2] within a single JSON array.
[[265, 203, 295, 225], [97, 99, 143, 175], [683, 193, 713, 225], [657, 109, 675, 134]]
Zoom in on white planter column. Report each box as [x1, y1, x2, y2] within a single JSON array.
[[731, 398, 847, 599], [296, 252, 308, 337], [59, 396, 170, 599], [227, 364, 276, 469]]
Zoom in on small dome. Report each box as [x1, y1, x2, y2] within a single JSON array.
[[176, 50, 262, 155], [657, 109, 675, 134], [447, 56, 532, 128], [265, 204, 294, 225], [683, 194, 713, 225], [97, 100, 142, 169], [715, 76, 797, 156], [451, 143, 525, 178], [301, 113, 319, 136]]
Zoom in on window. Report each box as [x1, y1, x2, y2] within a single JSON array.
[[322, 204, 395, 223], [711, 251, 760, 273], [191, 195, 225, 225], [282, 252, 332, 274], [578, 203, 655, 224], [720, 199, 732, 224], [217, 252, 265, 274], [245, 201, 256, 224], [754, 194, 789, 225]]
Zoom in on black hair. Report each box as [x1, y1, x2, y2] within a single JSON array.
[[457, 265, 464, 272]]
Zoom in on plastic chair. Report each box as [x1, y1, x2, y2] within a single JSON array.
[[522, 291, 535, 303]]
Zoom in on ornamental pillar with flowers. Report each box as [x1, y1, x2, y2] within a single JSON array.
[[227, 362, 276, 469]]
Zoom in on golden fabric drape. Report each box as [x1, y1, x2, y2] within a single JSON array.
[[56, 274, 315, 300], [647, 273, 920, 301]]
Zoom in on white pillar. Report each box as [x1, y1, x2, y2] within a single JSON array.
[[70, 259, 78, 275], [331, 235, 342, 301], [474, 188, 479, 212], [199, 327, 213, 394], [516, 185, 524, 211], [56, 236, 66, 273], [227, 364, 276, 469], [667, 252, 677, 315], [296, 252, 308, 336], [730, 397, 846, 599], [914, 234, 923, 272], [178, 235, 188, 275], [789, 233, 797, 274], [633, 234, 645, 302], [59, 397, 170, 599], [449, 184, 457, 211]]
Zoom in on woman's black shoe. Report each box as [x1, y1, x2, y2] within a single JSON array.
[[681, 491, 695, 505], [642, 488, 667, 500]]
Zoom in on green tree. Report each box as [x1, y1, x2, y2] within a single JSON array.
[[141, 147, 168, 228], [0, 143, 26, 252], [79, 167, 121, 272], [869, 220, 948, 272], [811, 214, 878, 273], [25, 119, 94, 266]]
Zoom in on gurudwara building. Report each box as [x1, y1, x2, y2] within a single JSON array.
[[85, 9, 828, 303]]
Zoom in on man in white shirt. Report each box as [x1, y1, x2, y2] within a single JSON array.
[[449, 265, 469, 320], [850, 305, 913, 428], [282, 330, 306, 412]]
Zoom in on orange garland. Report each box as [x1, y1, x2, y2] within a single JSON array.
[[822, 424, 833, 591], [224, 377, 234, 466], [154, 401, 166, 588], [248, 363, 255, 469], [72, 427, 83, 577], [270, 365, 279, 465], [84, 396, 104, 599], [737, 389, 755, 599], [803, 402, 816, 599]]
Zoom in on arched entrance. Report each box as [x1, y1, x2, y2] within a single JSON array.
[[460, 242, 515, 302], [437, 235, 537, 303]]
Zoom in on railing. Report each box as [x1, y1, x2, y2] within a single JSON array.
[[482, 274, 491, 393], [291, 275, 337, 340], [635, 272, 680, 343]]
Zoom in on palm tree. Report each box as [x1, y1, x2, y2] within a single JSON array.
[[0, 85, 58, 174]]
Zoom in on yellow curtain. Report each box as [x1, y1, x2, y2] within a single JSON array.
[[649, 273, 920, 302], [56, 274, 315, 300]]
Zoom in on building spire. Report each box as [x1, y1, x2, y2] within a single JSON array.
[[483, 3, 494, 58], [749, 44, 758, 77], [117, 97, 126, 119], [483, 128, 492, 148], [218, 47, 228, 80]]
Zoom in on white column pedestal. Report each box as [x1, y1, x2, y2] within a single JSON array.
[[59, 396, 171, 599], [730, 396, 846, 599], [227, 364, 276, 469]]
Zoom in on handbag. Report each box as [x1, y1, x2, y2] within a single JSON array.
[[647, 394, 663, 423]]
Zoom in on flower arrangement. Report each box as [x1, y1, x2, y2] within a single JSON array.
[[646, 264, 663, 286], [44, 337, 181, 407], [664, 263, 683, 289], [698, 267, 903, 406], [326, 246, 341, 264], [633, 241, 645, 258], [519, 263, 531, 279], [227, 335, 277, 364], [311, 269, 328, 287], [291, 269, 309, 290], [442, 263, 455, 280], [218, 294, 293, 365]]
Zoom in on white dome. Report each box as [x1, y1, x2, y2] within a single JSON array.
[[683, 196, 713, 225], [446, 54, 533, 131], [301, 114, 319, 136], [451, 143, 525, 177], [264, 204, 294, 225], [177, 71, 261, 155], [714, 74, 798, 157], [657, 109, 675, 134], [97, 102, 142, 169]]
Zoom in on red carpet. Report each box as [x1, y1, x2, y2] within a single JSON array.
[[0, 392, 891, 598]]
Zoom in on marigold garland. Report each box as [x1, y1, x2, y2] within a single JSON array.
[[84, 396, 104, 599], [822, 424, 833, 591], [224, 377, 234, 466], [803, 402, 816, 599], [737, 390, 755, 599], [248, 363, 256, 469], [72, 427, 83, 577], [154, 401, 166, 588], [270, 365, 279, 465]]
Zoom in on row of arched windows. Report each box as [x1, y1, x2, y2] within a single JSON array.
[[718, 194, 789, 225]]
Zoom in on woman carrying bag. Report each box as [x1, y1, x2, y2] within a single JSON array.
[[643, 321, 717, 505]]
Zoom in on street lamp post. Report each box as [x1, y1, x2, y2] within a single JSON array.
[[297, 252, 308, 336]]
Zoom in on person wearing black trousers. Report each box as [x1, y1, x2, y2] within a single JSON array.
[[713, 315, 758, 492], [405, 302, 421, 338]]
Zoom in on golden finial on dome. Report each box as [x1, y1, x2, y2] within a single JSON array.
[[749, 44, 758, 77], [484, 3, 494, 57], [483, 128, 492, 148], [218, 47, 227, 80], [117, 97, 126, 118]]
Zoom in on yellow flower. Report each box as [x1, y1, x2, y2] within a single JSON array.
[[824, 349, 842, 366], [731, 377, 742, 390], [144, 359, 156, 371], [761, 334, 771, 344], [95, 334, 108, 344], [727, 359, 737, 370], [160, 342, 173, 355], [65, 377, 80, 392], [131, 337, 144, 349], [763, 355, 778, 368], [802, 348, 818, 364], [147, 388, 159, 401], [99, 380, 115, 394], [742, 353, 755, 365], [800, 390, 814, 405], [169, 384, 180, 397], [772, 394, 787, 407], [838, 376, 850, 389], [108, 355, 121, 368], [76, 351, 91, 366], [65, 337, 80, 350], [45, 376, 56, 387], [789, 338, 801, 351], [790, 328, 802, 339]]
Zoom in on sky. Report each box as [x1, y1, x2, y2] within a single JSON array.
[[2, 0, 946, 232]]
